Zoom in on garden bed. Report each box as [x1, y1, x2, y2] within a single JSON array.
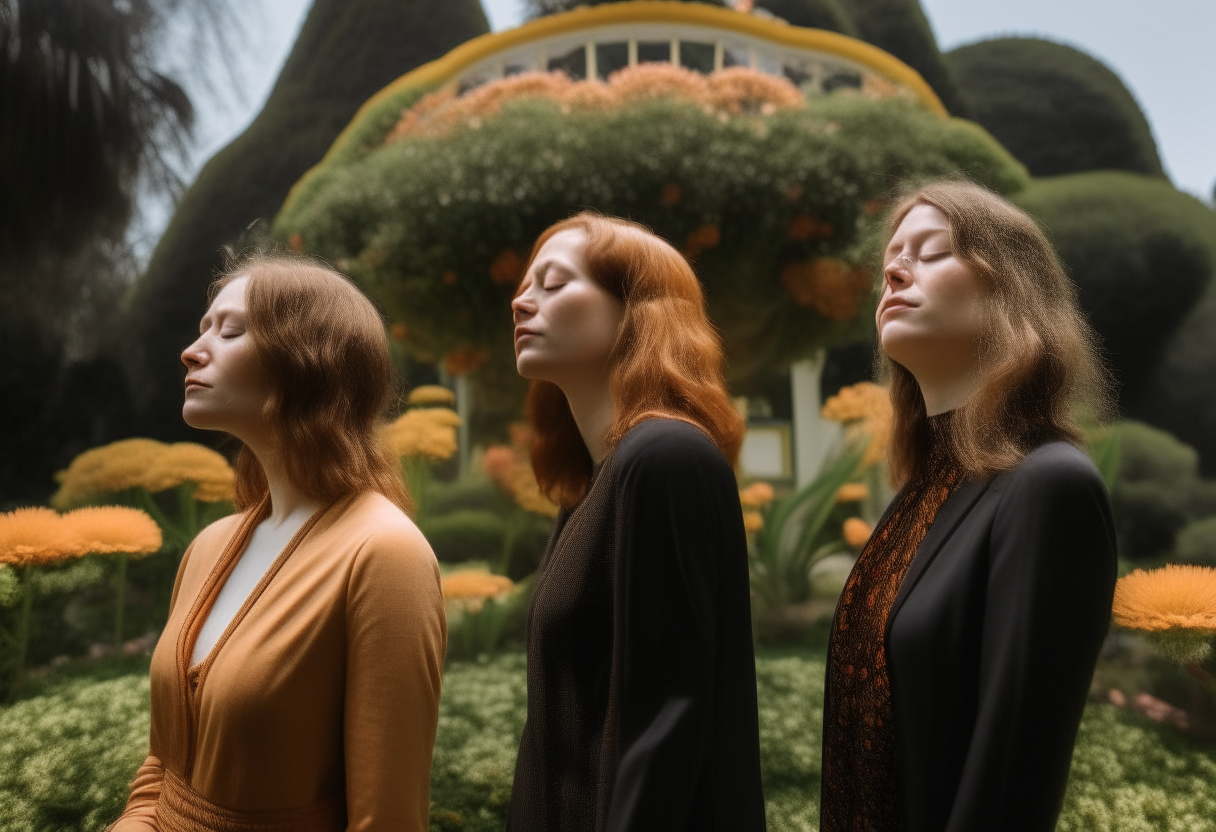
[[1, 648, 1214, 831]]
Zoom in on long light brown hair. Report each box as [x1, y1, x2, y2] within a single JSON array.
[[521, 213, 744, 510], [209, 253, 412, 513], [880, 180, 1113, 486]]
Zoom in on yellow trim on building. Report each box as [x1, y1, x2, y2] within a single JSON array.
[[281, 1, 946, 214]]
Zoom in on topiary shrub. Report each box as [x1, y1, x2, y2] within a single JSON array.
[[1110, 421, 1203, 561], [122, 0, 491, 443], [275, 66, 1025, 401], [835, 0, 967, 114], [947, 37, 1163, 177], [1176, 517, 1216, 567], [755, 0, 856, 33], [1016, 172, 1216, 409], [420, 510, 508, 563]]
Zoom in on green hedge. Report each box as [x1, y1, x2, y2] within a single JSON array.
[[755, 0, 856, 33], [1016, 172, 1216, 409], [836, 0, 967, 114], [5, 650, 1216, 831], [948, 38, 1163, 177], [276, 91, 1024, 392], [122, 0, 490, 442], [1108, 421, 1205, 561], [1175, 517, 1216, 567]]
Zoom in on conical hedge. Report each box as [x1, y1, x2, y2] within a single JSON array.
[[123, 0, 490, 439], [835, 0, 967, 114], [948, 37, 1163, 177], [755, 0, 855, 34]]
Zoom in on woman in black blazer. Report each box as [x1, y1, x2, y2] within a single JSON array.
[[820, 180, 1117, 832]]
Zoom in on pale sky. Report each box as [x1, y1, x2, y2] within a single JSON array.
[[145, 0, 1213, 258]]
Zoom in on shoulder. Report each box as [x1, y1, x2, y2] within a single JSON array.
[[336, 492, 438, 574], [992, 441, 1109, 516], [185, 511, 246, 562], [614, 418, 730, 476]]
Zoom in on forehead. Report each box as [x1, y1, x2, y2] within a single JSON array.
[[207, 275, 249, 314], [533, 227, 589, 264], [892, 204, 951, 241]]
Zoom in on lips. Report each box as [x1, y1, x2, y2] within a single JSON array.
[[514, 326, 540, 343], [881, 297, 916, 316], [184, 377, 210, 389]]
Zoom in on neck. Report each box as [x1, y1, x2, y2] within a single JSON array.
[[557, 371, 617, 465], [914, 366, 980, 417], [242, 433, 322, 526]]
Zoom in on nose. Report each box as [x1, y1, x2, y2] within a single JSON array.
[[511, 291, 537, 323], [181, 337, 206, 370], [883, 255, 912, 292]]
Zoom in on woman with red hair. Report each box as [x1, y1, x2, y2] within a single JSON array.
[[111, 254, 446, 832], [506, 213, 766, 831]]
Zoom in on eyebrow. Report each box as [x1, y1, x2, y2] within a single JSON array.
[[198, 307, 243, 333], [885, 227, 951, 257]]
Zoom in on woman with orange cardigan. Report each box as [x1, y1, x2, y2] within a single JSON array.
[[111, 254, 446, 832]]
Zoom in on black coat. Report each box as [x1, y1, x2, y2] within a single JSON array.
[[886, 441, 1117, 832], [507, 419, 766, 832]]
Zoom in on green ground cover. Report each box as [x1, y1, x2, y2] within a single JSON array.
[[1, 648, 1214, 832]]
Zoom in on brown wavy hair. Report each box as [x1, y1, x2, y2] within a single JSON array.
[[520, 213, 745, 510], [209, 253, 412, 513], [880, 179, 1114, 486]]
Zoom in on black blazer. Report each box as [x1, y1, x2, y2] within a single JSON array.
[[885, 441, 1116, 832]]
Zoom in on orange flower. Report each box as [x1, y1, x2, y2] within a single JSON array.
[[743, 511, 764, 533], [141, 442, 235, 503], [482, 439, 559, 518], [843, 517, 872, 548], [288, 232, 304, 253], [706, 67, 803, 115], [685, 223, 720, 257], [408, 385, 457, 407], [661, 183, 683, 206], [61, 507, 162, 558], [1112, 565, 1216, 662], [442, 570, 515, 612], [390, 322, 409, 342], [787, 214, 833, 242], [442, 270, 459, 286], [489, 249, 526, 286], [0, 507, 84, 566], [805, 258, 870, 321], [836, 482, 869, 503], [608, 62, 712, 106], [822, 383, 893, 467], [739, 482, 776, 509]]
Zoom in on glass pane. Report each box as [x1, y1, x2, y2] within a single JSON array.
[[637, 41, 670, 64], [504, 62, 531, 77], [783, 60, 813, 89], [548, 45, 587, 80], [596, 42, 629, 79], [680, 41, 716, 74], [723, 47, 749, 68]]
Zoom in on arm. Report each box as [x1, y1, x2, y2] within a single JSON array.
[[605, 424, 737, 831], [945, 447, 1117, 832], [109, 538, 199, 832], [344, 524, 447, 832]]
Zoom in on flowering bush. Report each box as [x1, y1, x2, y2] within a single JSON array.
[[5, 650, 1215, 832], [276, 70, 1025, 393]]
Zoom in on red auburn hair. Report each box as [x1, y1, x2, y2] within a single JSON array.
[[521, 213, 744, 510], [209, 253, 412, 514]]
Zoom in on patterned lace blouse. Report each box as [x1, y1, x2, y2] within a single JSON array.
[[820, 417, 963, 832]]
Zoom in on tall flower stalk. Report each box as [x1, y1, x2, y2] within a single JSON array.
[[383, 388, 461, 520]]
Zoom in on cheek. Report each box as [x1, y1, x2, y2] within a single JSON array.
[[551, 292, 620, 355]]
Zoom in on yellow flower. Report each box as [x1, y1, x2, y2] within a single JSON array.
[[0, 507, 84, 566], [142, 443, 235, 502], [821, 383, 893, 467], [743, 511, 764, 533], [51, 438, 235, 507], [1112, 565, 1216, 662], [52, 438, 166, 508], [407, 385, 457, 408], [836, 482, 869, 503], [442, 570, 514, 612], [843, 517, 872, 549], [60, 507, 162, 558], [739, 482, 776, 509], [383, 407, 461, 461]]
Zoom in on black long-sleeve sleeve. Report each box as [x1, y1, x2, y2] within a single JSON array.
[[944, 448, 1117, 831], [606, 422, 764, 831]]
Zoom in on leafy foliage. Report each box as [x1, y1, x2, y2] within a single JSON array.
[[948, 38, 1163, 177], [277, 86, 1024, 395], [1176, 518, 1216, 568], [526, 0, 725, 16], [123, 0, 491, 442], [6, 651, 1216, 831], [1016, 172, 1216, 409]]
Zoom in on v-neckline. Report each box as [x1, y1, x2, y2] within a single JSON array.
[[174, 494, 338, 777]]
